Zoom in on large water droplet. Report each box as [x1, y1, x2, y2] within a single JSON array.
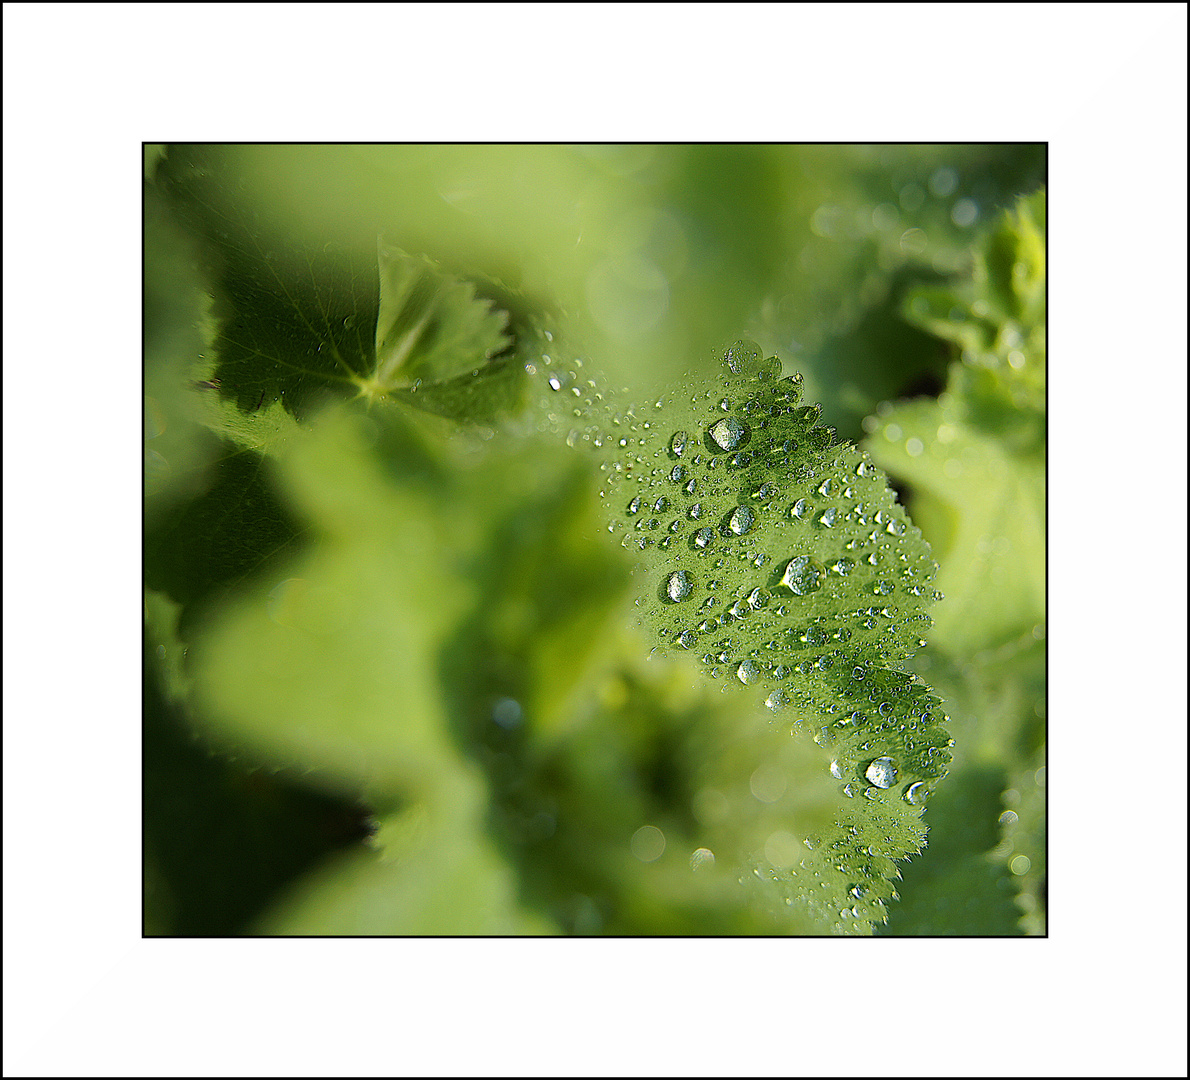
[[791, 499, 812, 520], [692, 527, 714, 549], [815, 507, 838, 528], [670, 464, 686, 483], [780, 555, 824, 595], [665, 571, 694, 602], [735, 658, 760, 684], [627, 495, 641, 516], [708, 417, 748, 452], [864, 757, 898, 789], [727, 505, 756, 536]]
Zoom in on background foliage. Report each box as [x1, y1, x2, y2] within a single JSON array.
[[144, 143, 1045, 935]]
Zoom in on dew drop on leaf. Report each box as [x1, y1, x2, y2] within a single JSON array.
[[864, 757, 898, 789], [665, 571, 694, 603], [708, 417, 748, 452], [692, 527, 714, 549], [727, 505, 756, 536], [780, 555, 824, 595], [791, 498, 812, 520], [736, 658, 760, 684], [903, 781, 928, 805], [816, 507, 838, 528], [627, 495, 641, 516], [670, 464, 686, 483], [670, 430, 689, 457]]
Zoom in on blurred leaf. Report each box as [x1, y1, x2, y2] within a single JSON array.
[[259, 771, 555, 935], [867, 191, 1046, 932]]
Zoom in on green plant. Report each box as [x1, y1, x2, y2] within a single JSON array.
[[144, 145, 1045, 935]]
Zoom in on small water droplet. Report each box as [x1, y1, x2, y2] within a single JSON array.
[[903, 781, 928, 805], [627, 496, 641, 516], [817, 479, 834, 497], [670, 464, 687, 484], [653, 496, 669, 514], [765, 690, 788, 711], [670, 431, 689, 457], [791, 499, 812, 520], [676, 629, 698, 650], [692, 527, 714, 549], [815, 507, 838, 528]]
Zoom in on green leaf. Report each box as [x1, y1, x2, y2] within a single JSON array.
[[157, 146, 526, 437], [590, 338, 953, 932], [189, 407, 471, 797], [257, 771, 555, 935], [372, 240, 511, 389]]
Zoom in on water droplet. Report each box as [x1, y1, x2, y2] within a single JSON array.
[[830, 557, 855, 576], [829, 759, 844, 779], [765, 690, 788, 711], [708, 417, 748, 452], [690, 847, 715, 871], [627, 496, 641, 516], [885, 518, 905, 536], [736, 658, 760, 684], [684, 479, 697, 496], [856, 460, 873, 477], [665, 571, 693, 603], [780, 556, 824, 595], [670, 431, 689, 457], [817, 479, 834, 497], [903, 782, 928, 805], [864, 757, 898, 789], [491, 697, 523, 729], [873, 580, 894, 596], [753, 482, 778, 501], [631, 825, 666, 863], [727, 505, 756, 536], [688, 503, 703, 520], [791, 499, 812, 520], [670, 464, 686, 484], [747, 587, 769, 609], [653, 496, 669, 514], [815, 507, 838, 528], [692, 527, 714, 549], [676, 629, 698, 649], [548, 375, 563, 391]]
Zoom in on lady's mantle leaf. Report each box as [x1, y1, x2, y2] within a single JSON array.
[[371, 240, 511, 391], [592, 339, 953, 931], [157, 147, 524, 435]]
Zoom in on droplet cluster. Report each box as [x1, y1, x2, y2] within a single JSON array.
[[590, 338, 951, 804]]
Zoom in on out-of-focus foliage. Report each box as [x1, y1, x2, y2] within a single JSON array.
[[144, 145, 1044, 936], [866, 191, 1046, 934]]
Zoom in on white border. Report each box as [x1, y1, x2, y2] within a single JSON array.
[[4, 4, 1187, 1076]]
